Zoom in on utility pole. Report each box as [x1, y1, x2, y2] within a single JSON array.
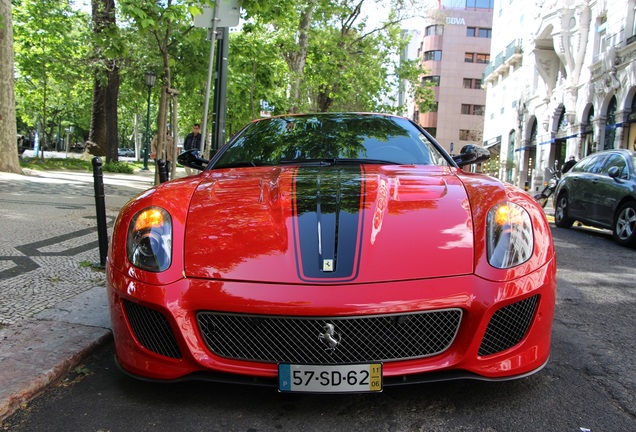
[[193, 0, 240, 158]]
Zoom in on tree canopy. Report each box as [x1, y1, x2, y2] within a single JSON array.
[[3, 0, 435, 170]]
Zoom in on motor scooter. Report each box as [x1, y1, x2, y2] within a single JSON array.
[[534, 166, 561, 208]]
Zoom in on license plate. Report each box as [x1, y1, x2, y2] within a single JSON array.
[[278, 363, 382, 393]]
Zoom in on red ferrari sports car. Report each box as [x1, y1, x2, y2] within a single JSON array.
[[107, 113, 555, 392]]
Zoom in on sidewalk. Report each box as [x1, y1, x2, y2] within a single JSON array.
[[0, 164, 174, 420]]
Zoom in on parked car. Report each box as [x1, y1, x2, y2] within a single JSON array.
[[554, 149, 636, 246], [107, 113, 556, 392], [118, 147, 134, 157]]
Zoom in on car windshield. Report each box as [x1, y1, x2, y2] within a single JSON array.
[[212, 114, 451, 169]]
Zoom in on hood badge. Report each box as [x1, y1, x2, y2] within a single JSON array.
[[322, 259, 334, 272], [318, 323, 341, 352]]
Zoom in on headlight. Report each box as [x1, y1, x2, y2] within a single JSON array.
[[487, 202, 533, 269], [127, 207, 172, 272], [548, 178, 557, 188]]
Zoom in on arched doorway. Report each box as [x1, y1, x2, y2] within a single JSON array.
[[605, 96, 617, 150], [626, 92, 636, 151], [553, 108, 568, 169], [583, 106, 595, 156], [527, 119, 537, 191], [507, 129, 515, 183]]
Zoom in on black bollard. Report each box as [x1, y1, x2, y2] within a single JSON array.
[[92, 157, 108, 269], [157, 159, 167, 183]]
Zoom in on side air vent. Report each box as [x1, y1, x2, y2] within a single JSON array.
[[478, 295, 539, 357], [123, 299, 182, 359]]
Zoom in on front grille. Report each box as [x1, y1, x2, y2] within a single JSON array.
[[123, 299, 182, 359], [478, 295, 539, 357], [197, 309, 462, 364]]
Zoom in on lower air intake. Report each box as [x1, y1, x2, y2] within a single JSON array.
[[123, 299, 182, 359], [478, 295, 539, 357]]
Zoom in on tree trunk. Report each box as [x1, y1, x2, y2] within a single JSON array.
[[87, 74, 107, 156], [285, 0, 317, 114], [317, 83, 337, 112], [0, 0, 22, 173], [105, 59, 119, 162], [87, 0, 117, 159]]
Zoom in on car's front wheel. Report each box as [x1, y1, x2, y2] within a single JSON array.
[[554, 193, 574, 228], [612, 201, 636, 247]]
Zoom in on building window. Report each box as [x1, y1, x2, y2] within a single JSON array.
[[595, 16, 607, 57], [476, 53, 490, 63], [461, 104, 485, 115], [463, 78, 482, 89], [423, 50, 443, 61], [479, 28, 492, 38], [466, 27, 492, 38], [424, 127, 437, 137], [422, 76, 441, 86], [459, 129, 481, 141], [465, 53, 490, 63], [466, 0, 494, 8], [425, 25, 444, 36], [632, 3, 636, 38]]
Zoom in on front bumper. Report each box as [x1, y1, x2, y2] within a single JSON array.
[[106, 258, 556, 384]]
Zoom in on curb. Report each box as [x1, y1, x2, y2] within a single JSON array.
[[0, 320, 112, 420]]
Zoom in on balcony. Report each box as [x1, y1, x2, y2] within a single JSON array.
[[483, 39, 523, 84]]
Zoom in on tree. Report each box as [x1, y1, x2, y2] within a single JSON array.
[[7, 0, 436, 169], [307, 0, 434, 113], [86, 0, 120, 162], [0, 0, 21, 173], [241, 0, 434, 115], [120, 0, 207, 180], [12, 0, 89, 155], [225, 22, 290, 135]]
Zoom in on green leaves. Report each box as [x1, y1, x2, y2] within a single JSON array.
[[11, 0, 435, 152]]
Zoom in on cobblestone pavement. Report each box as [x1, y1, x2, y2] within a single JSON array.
[[0, 166, 173, 419], [0, 169, 154, 324]]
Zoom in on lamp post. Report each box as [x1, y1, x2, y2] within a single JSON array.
[[142, 70, 157, 170]]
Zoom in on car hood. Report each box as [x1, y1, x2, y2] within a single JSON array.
[[184, 165, 476, 283]]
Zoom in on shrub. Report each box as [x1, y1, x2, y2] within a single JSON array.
[[103, 161, 134, 174]]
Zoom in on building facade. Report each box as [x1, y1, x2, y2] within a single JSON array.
[[413, 1, 494, 155], [483, 0, 636, 192]]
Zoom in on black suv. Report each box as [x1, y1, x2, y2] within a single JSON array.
[[553, 149, 636, 246]]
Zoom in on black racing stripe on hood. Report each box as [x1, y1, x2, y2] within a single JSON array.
[[292, 165, 365, 282]]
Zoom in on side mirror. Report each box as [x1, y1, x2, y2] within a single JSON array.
[[608, 166, 621, 179], [452, 144, 490, 168], [177, 149, 209, 171]]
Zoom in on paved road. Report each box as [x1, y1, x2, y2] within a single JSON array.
[[0, 167, 164, 419], [1, 168, 634, 431], [0, 169, 152, 321]]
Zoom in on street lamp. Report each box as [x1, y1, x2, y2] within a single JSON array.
[[142, 70, 157, 170]]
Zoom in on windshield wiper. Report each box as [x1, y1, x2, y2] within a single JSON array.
[[335, 158, 401, 165], [279, 159, 335, 166], [213, 160, 269, 169]]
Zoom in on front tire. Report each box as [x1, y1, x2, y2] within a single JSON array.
[[612, 202, 636, 247], [554, 193, 574, 228]]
